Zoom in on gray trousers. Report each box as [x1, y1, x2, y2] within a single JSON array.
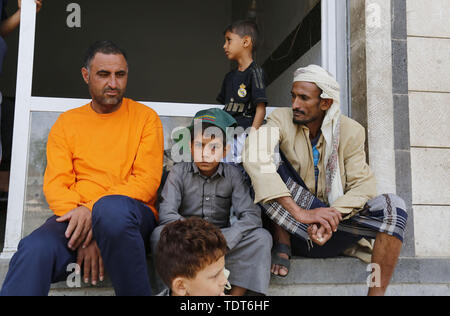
[[150, 224, 272, 295]]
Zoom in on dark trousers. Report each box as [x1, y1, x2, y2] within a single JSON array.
[[0, 195, 156, 296]]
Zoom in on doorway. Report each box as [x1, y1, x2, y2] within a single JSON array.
[[1, 0, 348, 257]]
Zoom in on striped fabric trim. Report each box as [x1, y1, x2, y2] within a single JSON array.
[[261, 159, 408, 243], [251, 65, 265, 90]]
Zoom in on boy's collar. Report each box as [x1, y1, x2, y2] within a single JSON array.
[[191, 162, 225, 179], [236, 60, 255, 72]]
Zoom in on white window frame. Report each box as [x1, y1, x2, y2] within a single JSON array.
[[322, 0, 350, 115], [1, 0, 347, 258]]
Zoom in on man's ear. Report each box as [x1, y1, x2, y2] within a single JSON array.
[[81, 67, 90, 84], [171, 277, 188, 296], [319, 98, 333, 111]]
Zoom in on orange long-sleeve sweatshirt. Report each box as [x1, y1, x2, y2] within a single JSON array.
[[43, 98, 164, 219]]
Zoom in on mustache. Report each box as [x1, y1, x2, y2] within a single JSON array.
[[293, 109, 306, 116], [103, 88, 121, 93]]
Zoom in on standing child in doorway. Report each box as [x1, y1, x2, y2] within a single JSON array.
[[217, 20, 267, 164]]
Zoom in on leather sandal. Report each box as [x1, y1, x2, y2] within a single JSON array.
[[271, 243, 291, 278]]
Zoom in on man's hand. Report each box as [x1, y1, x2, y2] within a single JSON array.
[[18, 0, 43, 12], [77, 240, 104, 286], [308, 224, 332, 246], [275, 196, 342, 235], [294, 207, 342, 235], [56, 206, 92, 250]]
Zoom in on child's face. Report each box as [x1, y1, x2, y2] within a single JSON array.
[[191, 132, 228, 176], [223, 31, 250, 61], [182, 256, 228, 296]]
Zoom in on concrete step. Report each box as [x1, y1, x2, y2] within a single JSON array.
[[268, 283, 450, 296], [268, 257, 450, 296], [1, 257, 450, 296]]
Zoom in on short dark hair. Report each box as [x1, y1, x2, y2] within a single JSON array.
[[83, 40, 128, 70], [224, 20, 260, 51], [156, 217, 228, 288]]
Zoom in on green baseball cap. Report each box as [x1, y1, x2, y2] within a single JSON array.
[[171, 108, 237, 153], [188, 108, 237, 134]]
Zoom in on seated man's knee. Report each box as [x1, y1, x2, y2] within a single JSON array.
[[371, 194, 409, 220], [383, 193, 409, 222], [17, 226, 64, 259], [92, 195, 137, 237]]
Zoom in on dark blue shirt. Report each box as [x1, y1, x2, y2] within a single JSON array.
[[217, 61, 267, 129], [0, 0, 9, 75]]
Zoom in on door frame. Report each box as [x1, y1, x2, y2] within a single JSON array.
[[1, 0, 348, 258]]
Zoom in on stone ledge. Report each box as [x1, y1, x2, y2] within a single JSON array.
[[49, 288, 115, 296], [2, 257, 450, 295], [270, 257, 450, 285], [268, 284, 450, 296]]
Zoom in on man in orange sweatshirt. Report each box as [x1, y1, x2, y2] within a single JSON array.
[[0, 41, 164, 296]]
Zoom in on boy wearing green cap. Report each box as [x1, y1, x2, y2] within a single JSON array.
[[150, 108, 272, 296]]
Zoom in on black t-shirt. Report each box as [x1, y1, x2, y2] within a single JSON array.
[[217, 62, 267, 129]]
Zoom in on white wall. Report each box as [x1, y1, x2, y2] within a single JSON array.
[[406, 0, 450, 257]]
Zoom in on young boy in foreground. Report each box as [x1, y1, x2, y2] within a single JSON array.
[[155, 217, 230, 296], [151, 108, 272, 296]]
